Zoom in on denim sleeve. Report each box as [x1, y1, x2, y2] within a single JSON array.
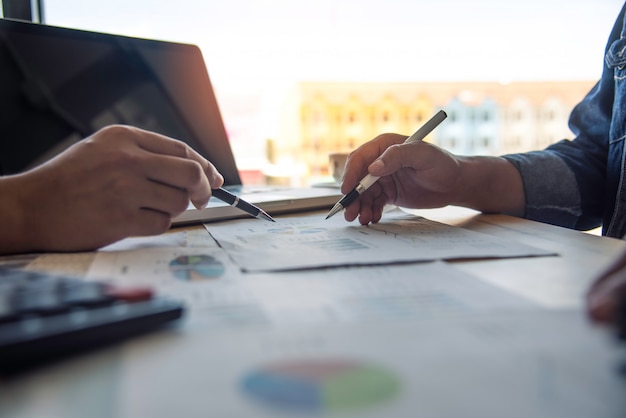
[[499, 5, 626, 233], [502, 150, 585, 229], [501, 77, 610, 232]]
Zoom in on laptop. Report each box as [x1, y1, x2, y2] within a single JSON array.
[[0, 18, 342, 225]]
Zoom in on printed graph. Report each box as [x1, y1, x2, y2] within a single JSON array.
[[241, 358, 400, 413], [267, 225, 327, 235], [169, 254, 225, 281], [303, 238, 368, 252]]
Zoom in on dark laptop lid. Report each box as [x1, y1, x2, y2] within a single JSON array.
[[0, 18, 241, 185]]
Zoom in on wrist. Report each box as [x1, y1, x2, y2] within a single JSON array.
[[451, 156, 525, 215], [450, 156, 479, 209]]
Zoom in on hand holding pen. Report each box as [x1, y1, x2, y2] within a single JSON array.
[[326, 110, 447, 220]]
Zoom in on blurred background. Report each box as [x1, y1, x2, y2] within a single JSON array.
[[12, 0, 625, 185]]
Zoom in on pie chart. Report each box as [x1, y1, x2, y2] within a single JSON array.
[[240, 358, 400, 413], [168, 254, 225, 281]]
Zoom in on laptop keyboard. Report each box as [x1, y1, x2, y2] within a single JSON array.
[[0, 267, 184, 374]]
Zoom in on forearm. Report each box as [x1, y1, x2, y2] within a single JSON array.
[[0, 175, 31, 254], [453, 155, 525, 216]]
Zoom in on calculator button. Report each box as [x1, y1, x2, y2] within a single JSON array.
[[105, 286, 153, 302], [60, 282, 115, 307], [0, 267, 184, 375]]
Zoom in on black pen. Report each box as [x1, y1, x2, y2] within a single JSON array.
[[211, 188, 275, 222], [325, 110, 447, 219]]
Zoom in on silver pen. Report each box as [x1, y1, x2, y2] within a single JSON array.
[[325, 110, 447, 219]]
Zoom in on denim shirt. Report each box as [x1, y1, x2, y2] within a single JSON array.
[[503, 4, 626, 238]]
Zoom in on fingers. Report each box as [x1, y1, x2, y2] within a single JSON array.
[[371, 140, 437, 178], [137, 180, 191, 217], [587, 249, 626, 324], [133, 127, 224, 179], [116, 126, 225, 209], [342, 133, 432, 196], [341, 133, 407, 194], [343, 182, 387, 225], [342, 133, 432, 224], [122, 209, 173, 238], [588, 270, 626, 324], [139, 153, 213, 209]]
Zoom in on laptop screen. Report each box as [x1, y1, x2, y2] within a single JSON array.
[[0, 18, 242, 185]]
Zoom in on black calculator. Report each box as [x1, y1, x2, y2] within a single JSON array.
[[0, 267, 184, 374]]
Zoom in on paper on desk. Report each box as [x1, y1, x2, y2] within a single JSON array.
[[204, 212, 555, 272], [98, 226, 216, 252], [109, 311, 623, 418], [87, 248, 538, 327], [87, 246, 244, 286]]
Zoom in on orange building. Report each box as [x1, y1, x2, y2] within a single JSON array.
[[281, 80, 596, 177]]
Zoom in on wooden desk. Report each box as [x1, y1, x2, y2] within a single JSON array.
[[1, 208, 626, 418]]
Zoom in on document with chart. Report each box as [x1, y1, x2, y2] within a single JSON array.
[[204, 211, 554, 272]]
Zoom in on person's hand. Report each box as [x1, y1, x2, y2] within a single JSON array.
[[341, 134, 463, 224], [340, 133, 525, 225], [2, 125, 224, 253], [587, 247, 626, 327]]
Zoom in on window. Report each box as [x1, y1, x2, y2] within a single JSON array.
[[36, 0, 619, 182]]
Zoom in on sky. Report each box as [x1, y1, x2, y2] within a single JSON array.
[[43, 0, 624, 96]]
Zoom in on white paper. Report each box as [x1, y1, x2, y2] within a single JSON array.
[[110, 311, 624, 418], [204, 212, 555, 272], [88, 238, 539, 328]]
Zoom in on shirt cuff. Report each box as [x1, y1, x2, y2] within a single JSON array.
[[502, 151, 582, 228]]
